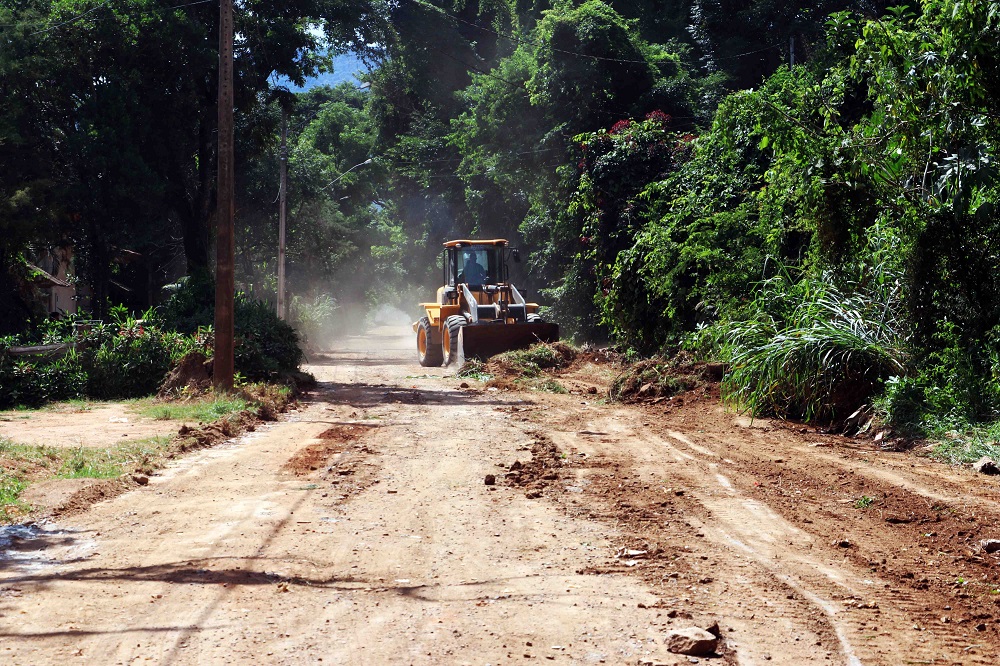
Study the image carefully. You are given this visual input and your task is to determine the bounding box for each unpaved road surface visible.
[3,327,1000,665]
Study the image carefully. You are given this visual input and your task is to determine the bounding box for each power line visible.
[711,42,784,62]
[424,41,523,87]
[30,0,112,35]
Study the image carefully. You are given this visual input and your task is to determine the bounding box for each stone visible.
[973,456,1000,475]
[132,474,149,486]
[665,627,718,656]
[981,539,1000,554]
[703,620,721,638]
[484,474,496,486]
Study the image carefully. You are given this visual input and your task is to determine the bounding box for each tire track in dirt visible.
[523,375,1000,666]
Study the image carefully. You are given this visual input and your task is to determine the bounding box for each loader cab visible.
[443,240,507,289]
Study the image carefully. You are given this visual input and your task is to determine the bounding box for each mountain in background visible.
[279,52,368,91]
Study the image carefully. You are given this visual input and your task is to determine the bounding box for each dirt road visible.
[3,327,1000,665]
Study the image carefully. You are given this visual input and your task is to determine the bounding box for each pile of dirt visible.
[158,351,213,397]
[503,433,563,498]
[489,342,577,376]
[457,342,580,392]
[610,354,724,403]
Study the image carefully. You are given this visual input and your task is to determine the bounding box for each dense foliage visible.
[6,0,1000,443]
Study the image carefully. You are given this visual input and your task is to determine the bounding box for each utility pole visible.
[277,110,288,320]
[214,0,235,391]
[789,36,795,67]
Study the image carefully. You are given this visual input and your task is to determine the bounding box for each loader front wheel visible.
[442,315,465,366]
[417,317,443,367]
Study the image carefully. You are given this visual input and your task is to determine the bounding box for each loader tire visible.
[417,317,443,367]
[442,315,465,366]
[526,313,542,323]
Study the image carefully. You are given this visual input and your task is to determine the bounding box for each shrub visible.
[718,248,906,423]
[0,352,88,407]
[234,295,303,378]
[875,322,1000,435]
[290,293,339,351]
[0,309,202,408]
[160,274,303,379]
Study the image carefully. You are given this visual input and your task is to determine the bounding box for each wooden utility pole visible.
[277,110,288,320]
[214,0,235,391]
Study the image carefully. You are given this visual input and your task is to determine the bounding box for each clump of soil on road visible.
[503,433,563,497]
[283,424,375,476]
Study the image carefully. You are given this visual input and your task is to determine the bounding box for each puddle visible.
[0,522,97,575]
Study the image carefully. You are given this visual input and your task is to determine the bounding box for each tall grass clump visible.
[718,234,907,422]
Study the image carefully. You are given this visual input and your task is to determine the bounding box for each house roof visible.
[27,264,71,288]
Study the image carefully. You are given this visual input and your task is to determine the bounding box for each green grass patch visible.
[130,395,249,422]
[57,436,173,479]
[0,434,174,521]
[926,429,1000,465]
[0,470,30,521]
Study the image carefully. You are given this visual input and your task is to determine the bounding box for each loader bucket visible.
[459,322,560,360]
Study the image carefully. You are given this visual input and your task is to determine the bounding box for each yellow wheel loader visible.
[414,239,559,366]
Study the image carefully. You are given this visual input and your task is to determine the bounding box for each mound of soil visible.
[610,355,725,403]
[158,351,213,397]
[503,433,563,498]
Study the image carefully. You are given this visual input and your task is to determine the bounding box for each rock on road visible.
[2,326,999,665]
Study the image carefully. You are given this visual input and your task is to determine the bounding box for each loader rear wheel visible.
[417,317,443,367]
[442,315,465,366]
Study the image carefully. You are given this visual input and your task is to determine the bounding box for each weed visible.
[131,395,248,422]
[0,469,29,521]
[719,254,906,423]
[457,359,492,381]
[533,378,568,394]
[927,435,1000,465]
[854,495,875,509]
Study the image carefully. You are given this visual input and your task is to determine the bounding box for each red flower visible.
[609,119,633,135]
[645,110,671,124]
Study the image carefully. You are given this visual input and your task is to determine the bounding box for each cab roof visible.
[442,239,508,248]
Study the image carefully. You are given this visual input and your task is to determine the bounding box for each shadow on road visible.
[304,381,534,409]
